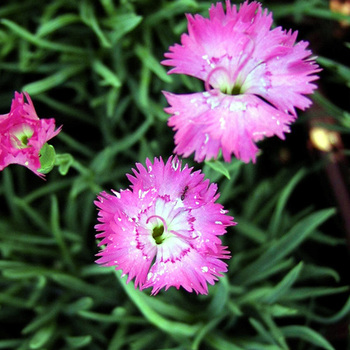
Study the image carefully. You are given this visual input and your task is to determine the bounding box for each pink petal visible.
[164,91,295,163]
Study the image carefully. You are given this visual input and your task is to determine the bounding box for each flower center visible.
[10,124,34,149]
[147,215,168,245]
[152,225,165,245]
[205,66,243,96]
[205,35,256,96]
[20,134,30,146]
[221,84,243,96]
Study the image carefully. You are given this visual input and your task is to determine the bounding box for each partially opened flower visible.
[162,0,320,163]
[95,156,235,295]
[0,92,61,177]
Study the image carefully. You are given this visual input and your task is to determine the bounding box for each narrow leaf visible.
[79,0,111,47]
[135,44,172,83]
[65,335,92,348]
[268,168,307,236]
[263,262,304,304]
[93,60,121,88]
[1,19,85,53]
[22,65,84,95]
[281,325,335,350]
[29,322,56,349]
[234,208,336,285]
[36,14,81,37]
[204,159,231,180]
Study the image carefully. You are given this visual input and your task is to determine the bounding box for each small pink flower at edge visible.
[0,92,61,177]
[162,0,320,163]
[95,156,236,295]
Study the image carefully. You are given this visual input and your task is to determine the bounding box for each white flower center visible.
[10,124,34,149]
[146,215,169,245]
[145,197,193,246]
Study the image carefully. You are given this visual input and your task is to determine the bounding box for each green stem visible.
[71,159,91,177]
[50,195,76,272]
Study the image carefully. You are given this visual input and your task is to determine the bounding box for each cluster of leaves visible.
[0,0,349,349]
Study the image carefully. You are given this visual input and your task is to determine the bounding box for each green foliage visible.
[38,144,56,174]
[0,0,349,349]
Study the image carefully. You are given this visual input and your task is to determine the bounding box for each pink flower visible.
[95,156,235,295]
[0,92,61,177]
[162,0,320,163]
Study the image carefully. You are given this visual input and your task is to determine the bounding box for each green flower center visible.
[221,84,242,96]
[152,225,165,245]
[11,125,34,149]
[20,134,30,146]
[206,66,244,96]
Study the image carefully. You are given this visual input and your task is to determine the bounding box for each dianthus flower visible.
[162,0,320,163]
[0,92,61,177]
[95,157,235,295]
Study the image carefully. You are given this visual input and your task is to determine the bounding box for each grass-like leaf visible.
[233,208,336,285]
